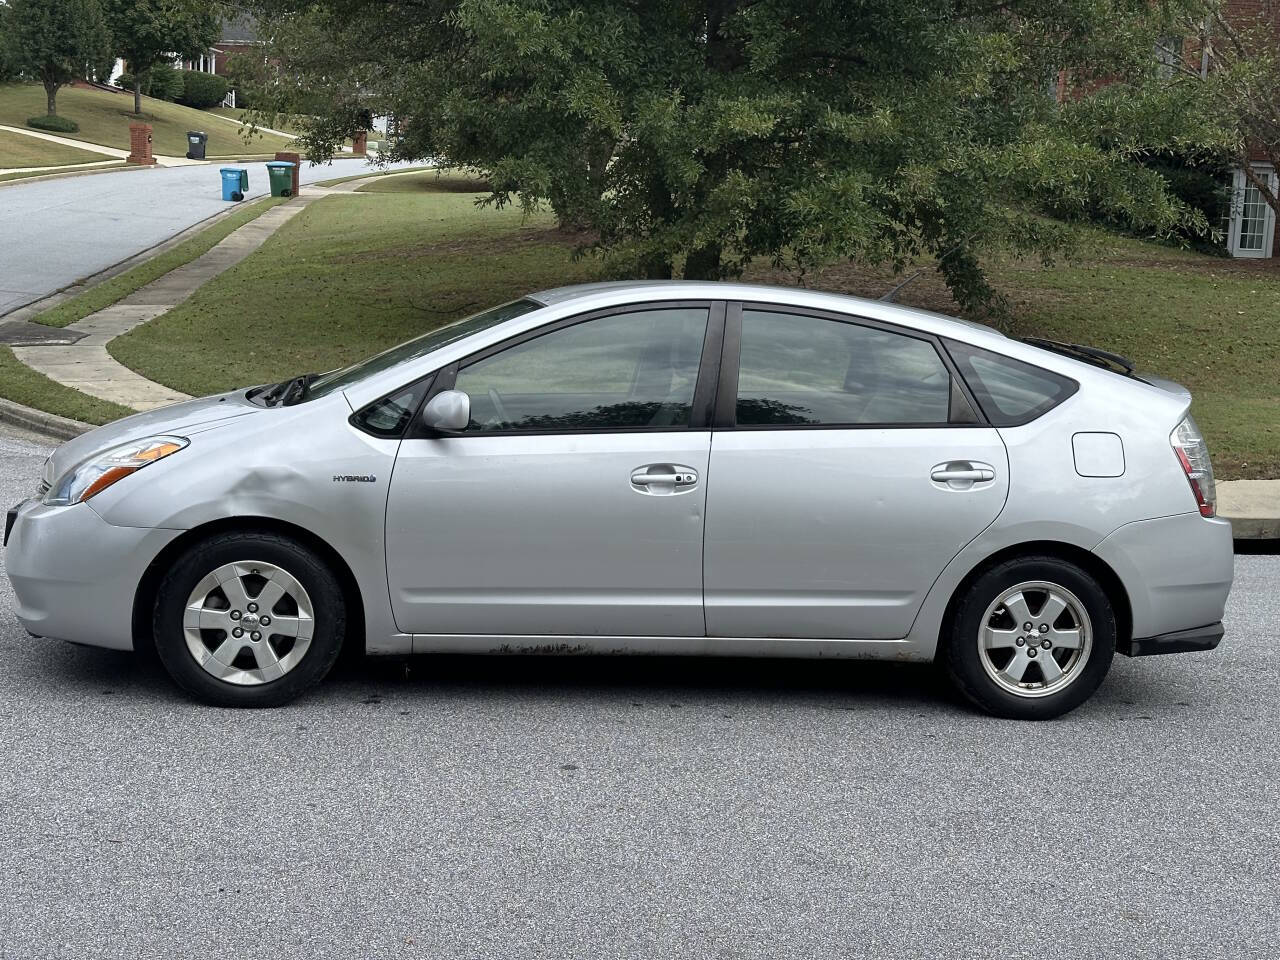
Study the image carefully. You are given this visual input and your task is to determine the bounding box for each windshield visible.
[305,298,544,399]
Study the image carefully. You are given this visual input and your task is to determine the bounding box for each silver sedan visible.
[4,282,1234,717]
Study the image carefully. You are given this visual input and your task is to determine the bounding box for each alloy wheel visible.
[182,560,315,686]
[977,580,1093,698]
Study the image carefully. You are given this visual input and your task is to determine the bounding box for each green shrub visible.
[115,71,141,94]
[27,115,80,133]
[148,63,185,102]
[179,70,230,109]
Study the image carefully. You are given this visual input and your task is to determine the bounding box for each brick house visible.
[1188,0,1279,258]
[1057,1,1280,257]
[180,15,265,108]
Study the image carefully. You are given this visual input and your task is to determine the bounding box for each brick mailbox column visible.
[352,131,367,157]
[274,151,301,196]
[127,123,156,165]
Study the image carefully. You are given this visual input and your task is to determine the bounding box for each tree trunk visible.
[134,74,143,115]
[682,242,723,280]
[637,253,673,279]
[44,80,59,117]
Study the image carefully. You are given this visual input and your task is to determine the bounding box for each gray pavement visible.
[0,158,409,316]
[0,419,1277,959]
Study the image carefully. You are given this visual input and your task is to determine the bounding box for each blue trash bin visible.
[220,167,247,202]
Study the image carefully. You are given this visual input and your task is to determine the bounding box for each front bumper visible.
[4,498,181,651]
[1117,621,1224,657]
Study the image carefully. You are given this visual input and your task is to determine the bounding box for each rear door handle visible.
[931,461,996,488]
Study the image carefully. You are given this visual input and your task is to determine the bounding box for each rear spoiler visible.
[1022,337,1135,375]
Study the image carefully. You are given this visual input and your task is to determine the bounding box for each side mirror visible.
[421,389,470,434]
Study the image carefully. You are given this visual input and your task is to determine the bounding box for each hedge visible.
[27,115,80,133]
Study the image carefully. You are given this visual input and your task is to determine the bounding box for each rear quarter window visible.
[944,339,1078,427]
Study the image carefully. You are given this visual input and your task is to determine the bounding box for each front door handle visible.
[931,461,996,489]
[630,464,698,495]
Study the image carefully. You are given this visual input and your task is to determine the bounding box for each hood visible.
[46,391,261,482]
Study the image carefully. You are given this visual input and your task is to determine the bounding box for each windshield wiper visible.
[1022,337,1136,375]
[258,372,319,407]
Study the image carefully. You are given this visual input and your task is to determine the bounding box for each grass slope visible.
[0,84,296,158]
[0,347,133,426]
[34,196,290,328]
[110,173,597,394]
[0,129,108,168]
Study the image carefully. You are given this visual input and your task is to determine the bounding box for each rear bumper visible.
[1117,621,1223,657]
[1092,511,1234,642]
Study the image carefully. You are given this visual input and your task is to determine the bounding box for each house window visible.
[1228,168,1277,259]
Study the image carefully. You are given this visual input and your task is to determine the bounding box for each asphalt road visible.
[0,158,413,316]
[0,419,1276,959]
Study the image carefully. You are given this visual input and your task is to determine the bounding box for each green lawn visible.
[0,84,297,158]
[99,176,1280,479]
[0,128,109,168]
[34,196,290,328]
[355,169,489,193]
[313,165,437,188]
[0,348,133,426]
[108,173,598,394]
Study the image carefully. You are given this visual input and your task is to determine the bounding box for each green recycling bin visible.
[266,161,296,197]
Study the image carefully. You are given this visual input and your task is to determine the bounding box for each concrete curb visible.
[0,397,91,441]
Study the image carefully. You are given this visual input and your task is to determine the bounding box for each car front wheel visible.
[942,556,1116,720]
[152,531,346,707]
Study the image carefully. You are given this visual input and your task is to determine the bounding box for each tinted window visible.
[944,339,1077,426]
[454,308,708,431]
[735,310,951,426]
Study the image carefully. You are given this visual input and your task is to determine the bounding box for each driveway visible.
[0,158,414,316]
[0,419,1276,959]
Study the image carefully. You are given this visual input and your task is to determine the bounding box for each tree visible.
[2,0,111,117]
[241,0,1230,312]
[102,0,220,115]
[1157,2,1280,225]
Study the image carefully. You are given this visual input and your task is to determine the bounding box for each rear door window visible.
[944,339,1078,426]
[734,310,952,426]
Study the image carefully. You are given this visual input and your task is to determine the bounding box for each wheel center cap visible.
[241,612,261,627]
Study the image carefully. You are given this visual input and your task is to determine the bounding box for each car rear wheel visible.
[152,531,346,707]
[942,556,1116,719]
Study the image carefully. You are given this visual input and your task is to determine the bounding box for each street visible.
[0,158,412,316]
[0,418,1277,959]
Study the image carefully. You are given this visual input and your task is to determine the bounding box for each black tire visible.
[153,531,346,707]
[941,556,1116,720]
[231,190,243,201]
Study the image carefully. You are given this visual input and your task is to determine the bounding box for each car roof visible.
[528,280,1002,338]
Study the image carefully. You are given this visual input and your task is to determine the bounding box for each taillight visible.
[1171,415,1216,518]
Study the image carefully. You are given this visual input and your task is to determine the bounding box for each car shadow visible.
[322,649,960,713]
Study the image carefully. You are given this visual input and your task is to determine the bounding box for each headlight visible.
[44,435,189,506]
